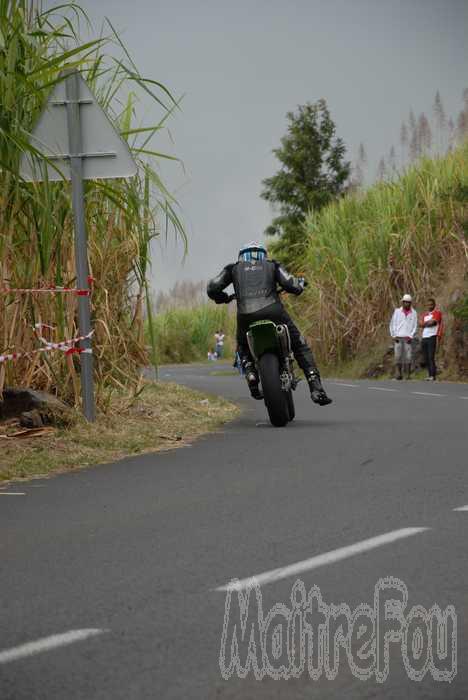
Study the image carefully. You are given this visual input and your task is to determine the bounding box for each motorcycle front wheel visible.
[258,352,289,427]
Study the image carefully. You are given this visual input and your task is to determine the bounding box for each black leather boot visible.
[244,361,263,400]
[306,371,332,406]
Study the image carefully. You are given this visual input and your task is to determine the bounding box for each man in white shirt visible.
[389,294,418,380]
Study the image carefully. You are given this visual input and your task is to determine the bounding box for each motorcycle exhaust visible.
[276,324,291,357]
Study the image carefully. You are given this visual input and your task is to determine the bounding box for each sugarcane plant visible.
[0,0,186,408]
[295,143,468,364]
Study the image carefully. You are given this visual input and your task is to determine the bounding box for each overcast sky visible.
[75,0,468,291]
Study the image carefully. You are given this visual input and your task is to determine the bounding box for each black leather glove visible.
[212,291,230,304]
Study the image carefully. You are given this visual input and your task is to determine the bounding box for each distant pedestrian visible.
[420,297,443,381]
[389,294,418,380]
[214,329,225,359]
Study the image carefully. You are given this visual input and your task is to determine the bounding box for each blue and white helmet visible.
[238,241,267,262]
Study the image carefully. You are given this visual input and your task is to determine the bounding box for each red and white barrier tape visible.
[0,276,94,297]
[34,324,94,354]
[0,328,94,365]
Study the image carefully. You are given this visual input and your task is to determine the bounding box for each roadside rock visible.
[363,346,394,378]
[0,388,72,425]
[19,409,44,429]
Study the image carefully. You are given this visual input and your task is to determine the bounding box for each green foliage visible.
[287,143,468,365]
[261,100,350,267]
[149,305,236,364]
[452,295,468,322]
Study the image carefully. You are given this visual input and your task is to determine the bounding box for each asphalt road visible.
[1,364,467,699]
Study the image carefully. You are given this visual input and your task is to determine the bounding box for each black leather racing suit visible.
[207,259,319,377]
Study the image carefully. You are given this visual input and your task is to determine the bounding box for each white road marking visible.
[0,492,25,496]
[460,396,468,400]
[453,505,468,511]
[0,629,108,665]
[411,391,446,398]
[368,387,397,392]
[330,382,358,388]
[216,527,429,592]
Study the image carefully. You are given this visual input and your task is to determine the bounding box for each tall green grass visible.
[0,1,185,406]
[150,305,236,364]
[289,143,468,364]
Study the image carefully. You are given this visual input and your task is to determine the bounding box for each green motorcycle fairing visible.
[246,320,281,360]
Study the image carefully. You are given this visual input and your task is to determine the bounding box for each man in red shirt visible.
[420,297,443,381]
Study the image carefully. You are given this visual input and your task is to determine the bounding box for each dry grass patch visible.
[0,381,239,483]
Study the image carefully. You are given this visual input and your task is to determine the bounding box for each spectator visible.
[214,329,225,359]
[420,297,443,381]
[389,294,418,380]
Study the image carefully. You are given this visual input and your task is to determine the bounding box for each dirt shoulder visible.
[0,381,239,483]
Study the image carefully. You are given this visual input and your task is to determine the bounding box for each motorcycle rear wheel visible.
[258,353,289,427]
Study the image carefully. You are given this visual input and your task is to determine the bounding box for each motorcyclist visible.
[207,242,332,406]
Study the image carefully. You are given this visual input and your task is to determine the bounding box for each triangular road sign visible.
[20,72,137,181]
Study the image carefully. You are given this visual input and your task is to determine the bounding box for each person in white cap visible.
[389,294,418,380]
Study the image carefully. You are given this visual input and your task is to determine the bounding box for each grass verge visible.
[0,381,239,483]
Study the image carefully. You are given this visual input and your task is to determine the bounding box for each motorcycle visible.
[247,319,298,427]
[227,294,300,427]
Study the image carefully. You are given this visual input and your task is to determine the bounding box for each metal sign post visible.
[65,70,95,421]
[20,69,138,422]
